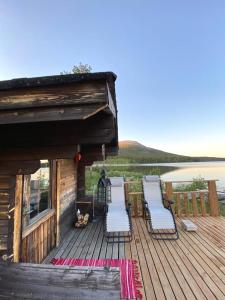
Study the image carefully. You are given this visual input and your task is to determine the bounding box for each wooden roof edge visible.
[0,72,117,91]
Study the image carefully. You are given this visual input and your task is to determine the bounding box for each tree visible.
[60,62,92,75]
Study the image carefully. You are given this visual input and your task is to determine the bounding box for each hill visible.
[106,140,225,163]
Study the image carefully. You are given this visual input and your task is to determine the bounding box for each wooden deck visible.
[44,216,225,300]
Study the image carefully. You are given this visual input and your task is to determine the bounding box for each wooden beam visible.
[0,263,120,300]
[0,81,107,110]
[0,161,40,175]
[0,104,107,124]
[56,161,61,246]
[13,175,23,262]
[0,114,116,148]
[0,145,78,161]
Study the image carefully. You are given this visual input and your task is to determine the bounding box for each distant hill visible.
[106,140,225,163]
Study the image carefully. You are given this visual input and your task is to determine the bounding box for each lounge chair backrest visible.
[142,175,164,208]
[109,177,125,208]
[110,177,124,187]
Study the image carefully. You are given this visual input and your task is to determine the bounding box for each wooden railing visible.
[21,209,56,263]
[125,180,220,218]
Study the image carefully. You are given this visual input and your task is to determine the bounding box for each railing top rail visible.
[125,179,219,184]
[173,190,209,194]
[163,180,219,183]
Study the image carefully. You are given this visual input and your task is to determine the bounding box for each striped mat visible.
[51,258,142,299]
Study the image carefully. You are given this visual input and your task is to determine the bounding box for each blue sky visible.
[1,0,225,157]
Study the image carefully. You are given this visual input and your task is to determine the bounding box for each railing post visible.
[208,180,219,217]
[124,182,129,207]
[165,181,174,213]
[165,182,173,200]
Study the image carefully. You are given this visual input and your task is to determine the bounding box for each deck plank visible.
[43,217,225,300]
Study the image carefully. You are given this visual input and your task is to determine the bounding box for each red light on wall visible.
[74,152,82,162]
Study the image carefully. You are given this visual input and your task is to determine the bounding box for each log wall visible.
[0,175,15,259]
[58,159,77,241]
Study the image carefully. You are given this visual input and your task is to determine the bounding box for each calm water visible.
[159,161,225,191]
[103,161,225,191]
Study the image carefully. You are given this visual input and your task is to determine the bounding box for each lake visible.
[101,161,225,191]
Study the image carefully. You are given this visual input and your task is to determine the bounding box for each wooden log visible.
[56,161,61,246]
[165,182,173,199]
[0,81,107,110]
[208,180,220,216]
[22,175,31,228]
[13,175,23,262]
[0,263,120,300]
[0,104,108,124]
[165,182,174,213]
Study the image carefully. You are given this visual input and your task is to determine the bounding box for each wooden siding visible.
[0,175,15,258]
[21,209,55,263]
[45,216,225,300]
[58,159,77,241]
[0,81,107,109]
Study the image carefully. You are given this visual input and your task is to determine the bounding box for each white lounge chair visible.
[105,177,132,243]
[142,175,178,240]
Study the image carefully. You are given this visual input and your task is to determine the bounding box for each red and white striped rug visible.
[51,258,142,299]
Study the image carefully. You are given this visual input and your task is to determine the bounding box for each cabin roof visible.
[0,71,118,160]
[0,72,117,91]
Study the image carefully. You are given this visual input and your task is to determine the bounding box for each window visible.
[23,160,51,227]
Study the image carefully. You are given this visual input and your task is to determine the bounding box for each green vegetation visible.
[60,62,92,75]
[86,167,225,216]
[85,165,175,194]
[173,176,208,192]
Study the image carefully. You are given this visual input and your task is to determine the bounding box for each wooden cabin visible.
[0,72,118,263]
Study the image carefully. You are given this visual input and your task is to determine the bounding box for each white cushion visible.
[106,177,130,233]
[109,177,124,187]
[143,175,175,230]
[144,175,160,182]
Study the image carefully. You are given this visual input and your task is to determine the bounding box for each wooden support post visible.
[208,180,219,217]
[134,195,138,218]
[13,175,23,262]
[165,182,173,200]
[56,161,61,246]
[165,182,174,213]
[22,175,31,228]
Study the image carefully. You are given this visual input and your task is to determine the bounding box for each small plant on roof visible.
[60,62,92,75]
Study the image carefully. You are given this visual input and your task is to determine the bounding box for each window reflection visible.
[30,160,50,219]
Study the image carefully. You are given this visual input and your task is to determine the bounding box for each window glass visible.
[30,160,50,219]
[23,160,51,227]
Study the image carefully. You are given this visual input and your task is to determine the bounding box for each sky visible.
[1,0,225,157]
